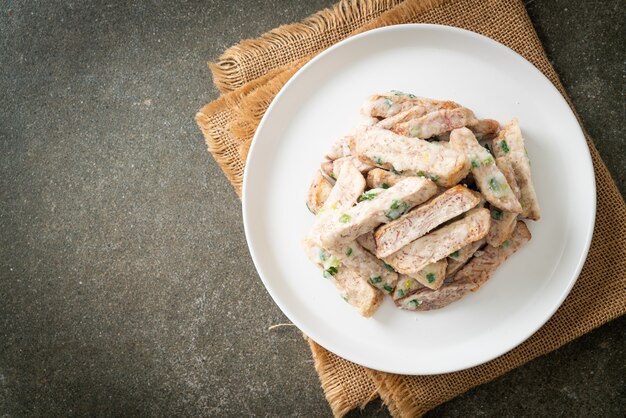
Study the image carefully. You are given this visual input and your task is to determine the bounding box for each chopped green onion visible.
[426,272,436,283]
[488,178,501,193]
[384,98,394,107]
[385,200,409,220]
[345,247,353,256]
[449,250,460,259]
[383,262,395,272]
[500,139,510,154]
[319,249,329,262]
[330,258,340,268]
[416,171,439,182]
[409,299,422,308]
[384,210,401,221]
[342,295,349,302]
[370,276,382,284]
[471,159,480,169]
[491,208,503,220]
[383,284,393,293]
[359,190,379,201]
[329,172,336,180]
[323,266,338,278]
[391,168,404,175]
[502,239,512,248]
[373,156,384,165]
[381,182,390,189]
[482,156,494,166]
[338,213,351,223]
[396,289,405,298]
[409,127,420,137]
[390,90,416,98]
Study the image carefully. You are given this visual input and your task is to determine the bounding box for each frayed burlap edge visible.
[231,65,302,164]
[195,64,293,195]
[306,337,380,417]
[209,0,404,92]
[353,0,448,34]
[208,0,457,93]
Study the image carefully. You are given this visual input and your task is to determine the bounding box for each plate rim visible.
[242,23,597,375]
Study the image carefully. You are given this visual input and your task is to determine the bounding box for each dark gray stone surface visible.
[0,1,623,416]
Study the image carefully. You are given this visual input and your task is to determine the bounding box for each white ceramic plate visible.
[242,25,595,375]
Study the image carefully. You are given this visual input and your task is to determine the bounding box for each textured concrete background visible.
[0,0,624,416]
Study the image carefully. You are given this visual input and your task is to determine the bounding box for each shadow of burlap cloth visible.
[195,0,626,416]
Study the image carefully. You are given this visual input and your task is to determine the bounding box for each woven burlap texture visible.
[195,0,626,417]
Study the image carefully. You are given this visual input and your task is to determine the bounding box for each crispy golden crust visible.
[365,168,404,189]
[306,171,333,214]
[471,118,500,139]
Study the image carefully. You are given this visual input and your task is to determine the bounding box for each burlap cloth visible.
[195,0,626,416]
